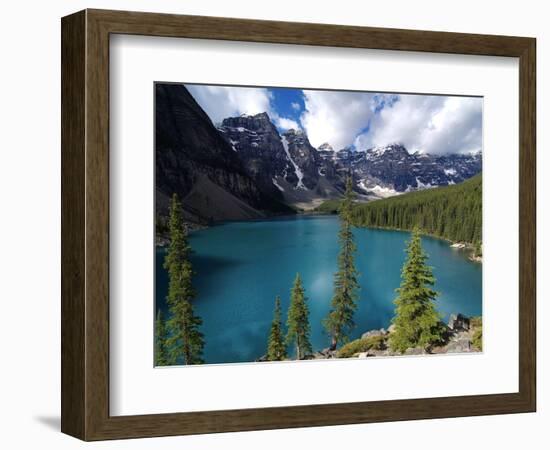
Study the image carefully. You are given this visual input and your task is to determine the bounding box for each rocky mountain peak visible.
[283,128,310,148]
[365,143,409,159]
[283,128,306,136]
[221,112,277,134]
[217,113,345,203]
[318,142,334,152]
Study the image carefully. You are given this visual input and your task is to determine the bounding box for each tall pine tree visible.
[266,296,287,361]
[154,309,169,366]
[324,176,360,350]
[164,194,205,365]
[389,228,444,353]
[286,274,312,360]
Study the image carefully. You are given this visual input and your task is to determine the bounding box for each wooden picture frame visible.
[61,8,536,441]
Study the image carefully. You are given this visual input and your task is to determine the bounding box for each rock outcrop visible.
[320,313,482,359]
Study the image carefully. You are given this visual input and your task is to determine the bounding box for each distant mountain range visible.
[156,84,482,223]
[319,143,482,198]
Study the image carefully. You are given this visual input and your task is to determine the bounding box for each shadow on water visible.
[206,322,270,364]
[156,252,244,308]
[193,254,246,300]
[191,254,242,274]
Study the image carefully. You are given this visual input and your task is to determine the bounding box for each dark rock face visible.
[155,84,291,222]
[218,116,345,204]
[218,113,290,197]
[281,131,344,195]
[357,144,415,191]
[448,313,471,331]
[281,129,321,190]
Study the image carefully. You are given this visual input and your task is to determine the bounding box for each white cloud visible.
[187,84,298,132]
[186,84,273,124]
[291,102,301,111]
[300,90,384,149]
[186,84,482,155]
[274,116,300,131]
[355,95,482,154]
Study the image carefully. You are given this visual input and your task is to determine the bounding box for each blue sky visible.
[269,87,304,126]
[186,83,483,155]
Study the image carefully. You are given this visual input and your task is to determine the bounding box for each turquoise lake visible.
[155,215,482,364]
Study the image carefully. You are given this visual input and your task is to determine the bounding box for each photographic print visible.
[154,82,482,366]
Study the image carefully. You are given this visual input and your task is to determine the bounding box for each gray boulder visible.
[361,329,387,339]
[448,313,470,331]
[446,337,472,353]
[404,347,425,356]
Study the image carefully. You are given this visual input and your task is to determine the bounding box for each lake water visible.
[156,215,482,364]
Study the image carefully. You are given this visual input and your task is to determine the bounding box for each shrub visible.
[471,316,482,351]
[337,335,386,358]
[470,316,482,328]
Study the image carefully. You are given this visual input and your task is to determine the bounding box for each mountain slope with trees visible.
[349,174,482,245]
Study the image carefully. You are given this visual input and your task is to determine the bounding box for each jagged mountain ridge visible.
[219,113,481,201]
[319,143,481,197]
[155,84,482,224]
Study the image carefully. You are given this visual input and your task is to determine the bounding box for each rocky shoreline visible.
[450,242,482,263]
[258,313,482,362]
[315,313,481,359]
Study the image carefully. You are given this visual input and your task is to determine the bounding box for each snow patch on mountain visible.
[229,139,238,152]
[358,179,399,198]
[272,177,285,192]
[444,168,457,176]
[415,177,433,189]
[281,135,306,190]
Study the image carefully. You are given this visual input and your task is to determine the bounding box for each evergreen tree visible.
[389,228,445,353]
[324,176,360,350]
[286,274,312,360]
[154,309,169,366]
[266,296,287,361]
[164,194,204,365]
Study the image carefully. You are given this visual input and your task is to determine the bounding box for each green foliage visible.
[154,309,169,366]
[473,240,483,257]
[472,329,482,351]
[471,316,483,351]
[267,296,287,361]
[286,273,312,360]
[389,229,445,353]
[164,194,204,365]
[337,335,386,358]
[324,177,360,349]
[351,174,482,244]
[470,316,482,328]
